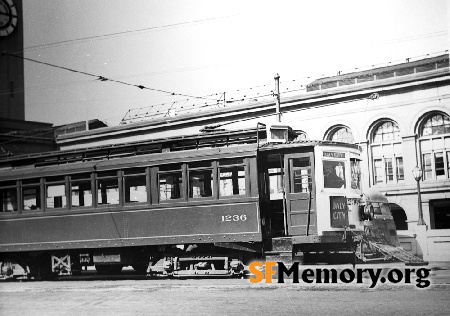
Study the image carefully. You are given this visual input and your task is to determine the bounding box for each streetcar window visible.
[124,168,147,203]
[188,161,213,199]
[22,185,41,211]
[189,169,213,198]
[323,160,346,189]
[269,168,283,196]
[293,169,311,193]
[71,182,93,207]
[45,176,66,209]
[0,187,17,212]
[46,184,66,209]
[70,173,93,208]
[351,158,361,190]
[96,171,119,205]
[290,157,312,193]
[159,172,183,200]
[219,165,245,196]
[159,164,184,201]
[267,155,284,198]
[293,157,310,168]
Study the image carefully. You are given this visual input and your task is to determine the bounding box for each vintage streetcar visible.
[0,125,425,279]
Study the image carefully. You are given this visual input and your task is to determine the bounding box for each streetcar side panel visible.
[0,201,261,252]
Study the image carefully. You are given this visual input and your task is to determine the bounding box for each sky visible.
[21,0,449,126]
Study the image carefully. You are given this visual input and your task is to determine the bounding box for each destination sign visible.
[323,151,345,158]
[330,196,349,228]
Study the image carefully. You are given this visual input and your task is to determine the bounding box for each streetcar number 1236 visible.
[221,215,247,222]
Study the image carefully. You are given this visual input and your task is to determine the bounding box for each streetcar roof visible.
[0,143,259,180]
[0,126,360,179]
[259,139,360,151]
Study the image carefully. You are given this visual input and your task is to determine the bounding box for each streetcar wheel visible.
[28,254,56,280]
[132,264,148,274]
[95,264,123,275]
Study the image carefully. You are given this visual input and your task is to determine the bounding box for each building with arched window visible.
[419,112,450,180]
[57,53,450,261]
[369,120,404,185]
[326,125,355,143]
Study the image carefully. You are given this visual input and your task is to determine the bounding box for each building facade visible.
[57,53,450,261]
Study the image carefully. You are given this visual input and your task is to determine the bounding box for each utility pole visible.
[274,73,281,122]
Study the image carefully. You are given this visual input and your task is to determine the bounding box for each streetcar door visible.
[284,153,316,236]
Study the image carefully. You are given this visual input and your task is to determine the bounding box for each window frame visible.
[322,158,346,190]
[158,164,186,203]
[218,159,248,198]
[45,176,69,210]
[350,158,362,190]
[419,113,450,181]
[329,126,354,143]
[187,161,215,200]
[70,173,94,209]
[122,167,149,205]
[421,150,450,181]
[21,178,43,211]
[0,181,19,213]
[370,121,404,185]
[95,170,121,207]
[421,113,450,137]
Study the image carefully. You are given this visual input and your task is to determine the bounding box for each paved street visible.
[1,262,449,316]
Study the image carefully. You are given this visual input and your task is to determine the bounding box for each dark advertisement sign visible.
[330,196,348,228]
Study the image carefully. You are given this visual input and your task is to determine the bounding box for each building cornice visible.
[57,67,450,147]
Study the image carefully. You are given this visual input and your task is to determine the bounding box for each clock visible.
[0,0,18,37]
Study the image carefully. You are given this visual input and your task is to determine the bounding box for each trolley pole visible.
[274,73,281,122]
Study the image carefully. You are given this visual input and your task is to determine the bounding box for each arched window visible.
[422,113,450,136]
[370,121,404,184]
[329,127,354,143]
[373,121,400,142]
[419,112,450,180]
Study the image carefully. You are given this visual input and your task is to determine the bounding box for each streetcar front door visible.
[284,153,316,236]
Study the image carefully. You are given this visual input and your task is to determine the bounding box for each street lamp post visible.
[412,166,426,226]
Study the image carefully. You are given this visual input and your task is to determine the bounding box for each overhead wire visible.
[2,52,214,100]
[2,48,448,144]
[8,14,241,54]
[0,129,56,146]
[1,11,447,142]
[2,28,447,124]
[122,49,449,123]
[4,26,445,101]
